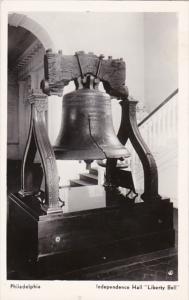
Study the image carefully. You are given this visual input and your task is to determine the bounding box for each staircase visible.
[70,168,98,187]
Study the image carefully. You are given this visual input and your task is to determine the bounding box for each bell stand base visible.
[8,191,175,280]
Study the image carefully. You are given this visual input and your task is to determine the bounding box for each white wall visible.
[144,13,178,112]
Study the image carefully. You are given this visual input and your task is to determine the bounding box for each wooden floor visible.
[62,248,177,281]
[7,160,178,281]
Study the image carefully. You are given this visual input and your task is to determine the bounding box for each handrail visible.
[138,88,178,127]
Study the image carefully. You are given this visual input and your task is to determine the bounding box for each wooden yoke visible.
[41,49,129,99]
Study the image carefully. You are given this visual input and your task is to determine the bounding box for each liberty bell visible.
[54,75,130,161]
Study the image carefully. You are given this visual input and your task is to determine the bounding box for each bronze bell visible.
[54,87,130,160]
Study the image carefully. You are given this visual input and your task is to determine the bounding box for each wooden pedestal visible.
[8,192,175,279]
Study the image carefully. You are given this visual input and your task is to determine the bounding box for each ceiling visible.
[8,25,37,70]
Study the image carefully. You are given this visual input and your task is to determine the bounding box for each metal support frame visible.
[117,99,161,201]
[19,89,62,214]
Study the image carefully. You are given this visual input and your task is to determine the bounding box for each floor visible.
[63,248,177,281]
[7,160,178,281]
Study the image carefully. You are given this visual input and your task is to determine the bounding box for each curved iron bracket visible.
[19,90,62,214]
[117,99,161,202]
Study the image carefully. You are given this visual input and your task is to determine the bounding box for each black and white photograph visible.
[0,1,189,300]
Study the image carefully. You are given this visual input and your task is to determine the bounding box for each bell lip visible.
[53,147,130,160]
[54,147,106,160]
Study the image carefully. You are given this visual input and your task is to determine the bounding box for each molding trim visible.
[12,42,45,81]
[8,13,27,27]
[8,13,54,50]
[12,40,44,75]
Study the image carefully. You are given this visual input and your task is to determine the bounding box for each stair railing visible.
[130,89,178,191]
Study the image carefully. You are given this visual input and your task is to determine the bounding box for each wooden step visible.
[89,168,98,176]
[70,179,96,187]
[80,173,98,184]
